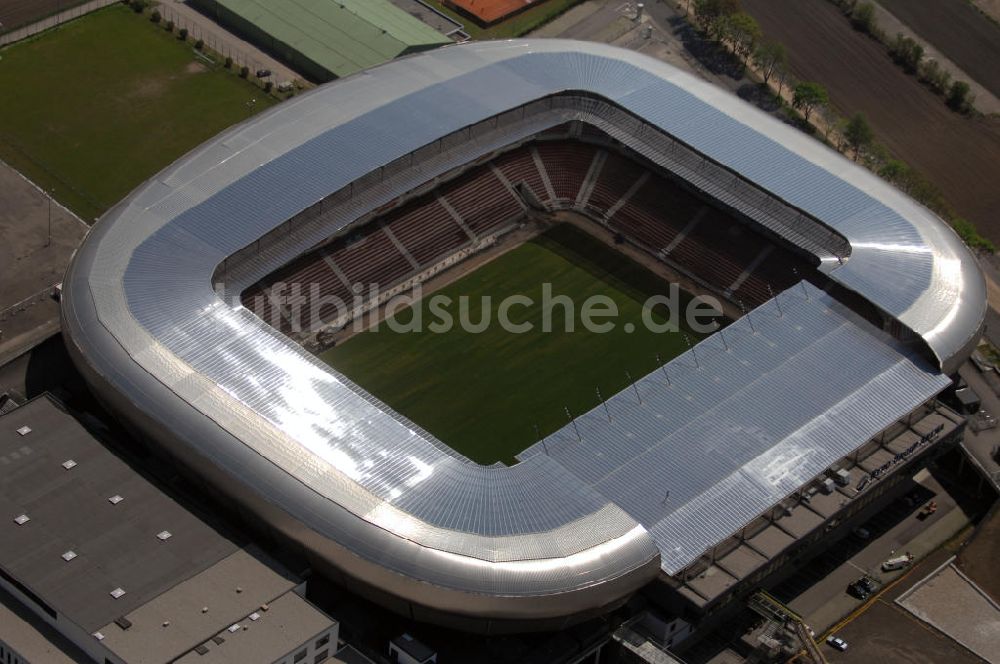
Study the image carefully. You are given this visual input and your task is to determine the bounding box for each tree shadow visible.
[667,16,745,82]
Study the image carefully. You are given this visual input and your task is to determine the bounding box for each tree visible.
[792,82,828,123]
[752,40,787,85]
[850,2,876,34]
[947,80,973,113]
[694,0,741,21]
[844,113,873,160]
[919,59,951,95]
[725,12,761,64]
[879,159,908,183]
[695,0,741,40]
[178,27,189,40]
[889,33,923,74]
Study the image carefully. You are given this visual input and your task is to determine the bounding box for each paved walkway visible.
[156,0,304,85]
[0,0,117,46]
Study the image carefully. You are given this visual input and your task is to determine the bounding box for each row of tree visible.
[692,1,837,134]
[839,0,976,113]
[687,0,992,252]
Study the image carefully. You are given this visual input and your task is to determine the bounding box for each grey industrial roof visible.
[61,40,983,621]
[96,548,314,664]
[0,395,237,633]
[171,591,333,664]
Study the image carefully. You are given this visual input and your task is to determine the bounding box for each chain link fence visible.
[155,4,292,85]
[0,285,58,332]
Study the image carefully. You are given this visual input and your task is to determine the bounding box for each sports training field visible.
[322,225,721,465]
[0,5,275,221]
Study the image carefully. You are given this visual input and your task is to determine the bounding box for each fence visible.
[156,4,292,84]
[0,0,118,47]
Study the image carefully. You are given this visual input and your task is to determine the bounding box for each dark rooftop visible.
[391,633,436,662]
[0,395,238,633]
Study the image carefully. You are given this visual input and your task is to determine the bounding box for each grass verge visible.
[0,4,276,221]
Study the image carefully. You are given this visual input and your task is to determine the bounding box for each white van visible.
[882,553,913,571]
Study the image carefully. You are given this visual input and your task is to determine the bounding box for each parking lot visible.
[770,469,971,633]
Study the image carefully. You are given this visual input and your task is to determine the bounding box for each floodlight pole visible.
[656,353,671,386]
[768,284,783,317]
[792,267,809,299]
[740,300,756,334]
[565,406,581,441]
[626,370,641,404]
[684,334,699,368]
[597,387,611,423]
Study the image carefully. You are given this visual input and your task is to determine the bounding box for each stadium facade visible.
[61,40,986,633]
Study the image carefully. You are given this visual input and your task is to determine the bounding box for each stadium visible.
[60,40,985,635]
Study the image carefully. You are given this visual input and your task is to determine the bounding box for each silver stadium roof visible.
[61,40,984,627]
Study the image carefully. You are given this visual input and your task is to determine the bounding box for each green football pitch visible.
[321,224,722,465]
[0,5,275,222]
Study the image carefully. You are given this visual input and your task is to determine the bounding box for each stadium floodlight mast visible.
[656,352,671,386]
[792,267,810,299]
[596,387,611,423]
[767,283,783,317]
[564,406,581,442]
[683,333,700,368]
[626,370,641,404]
[738,300,756,334]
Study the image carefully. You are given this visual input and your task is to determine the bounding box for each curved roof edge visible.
[61,39,984,625]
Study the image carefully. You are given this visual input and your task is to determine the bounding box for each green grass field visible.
[423,0,585,40]
[0,5,275,221]
[322,225,721,465]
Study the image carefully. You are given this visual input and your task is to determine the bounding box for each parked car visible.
[826,635,848,651]
[847,578,872,600]
[256,69,272,78]
[882,553,913,571]
[852,527,871,540]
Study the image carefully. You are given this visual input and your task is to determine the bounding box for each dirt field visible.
[879,0,1000,98]
[827,599,982,664]
[0,160,86,363]
[742,0,1000,245]
[956,502,1000,603]
[0,0,89,32]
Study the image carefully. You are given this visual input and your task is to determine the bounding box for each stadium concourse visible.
[60,40,985,635]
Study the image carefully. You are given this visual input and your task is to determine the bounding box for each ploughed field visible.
[879,0,1000,98]
[743,0,1000,245]
[322,224,721,465]
[0,0,90,34]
